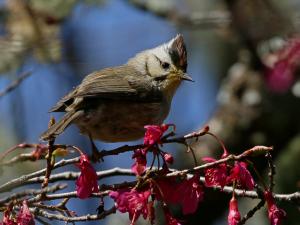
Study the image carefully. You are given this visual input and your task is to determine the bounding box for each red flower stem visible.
[149,151,156,170]
[159,151,168,167]
[67,145,84,156]
[157,151,161,169]
[232,181,236,198]
[247,160,268,189]
[187,144,198,167]
[206,132,229,156]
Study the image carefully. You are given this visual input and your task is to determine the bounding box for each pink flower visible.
[17,200,35,225]
[264,191,286,225]
[227,162,255,190]
[75,154,99,199]
[228,196,241,225]
[173,173,204,215]
[155,174,203,215]
[131,149,147,176]
[109,188,151,225]
[202,157,228,189]
[143,124,173,146]
[163,153,174,164]
[265,38,300,93]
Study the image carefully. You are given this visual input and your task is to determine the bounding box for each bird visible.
[41,34,192,144]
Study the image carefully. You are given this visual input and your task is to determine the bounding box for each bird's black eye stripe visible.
[161,62,170,70]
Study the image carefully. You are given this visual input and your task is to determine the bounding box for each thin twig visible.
[0,146,272,192]
[35,216,52,225]
[26,168,135,184]
[0,183,67,206]
[0,145,274,194]
[166,146,273,177]
[0,157,80,193]
[0,153,40,166]
[238,200,265,225]
[41,137,55,190]
[17,168,299,204]
[266,152,276,191]
[0,71,32,98]
[97,144,143,159]
[28,190,111,203]
[33,206,116,222]
[1,126,213,169]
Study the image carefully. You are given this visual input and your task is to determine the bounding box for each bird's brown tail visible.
[40,110,84,141]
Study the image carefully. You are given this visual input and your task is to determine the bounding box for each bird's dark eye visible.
[161,62,170,70]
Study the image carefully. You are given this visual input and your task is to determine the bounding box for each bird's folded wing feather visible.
[50,66,162,112]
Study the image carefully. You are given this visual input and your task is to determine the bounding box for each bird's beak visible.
[181,73,194,82]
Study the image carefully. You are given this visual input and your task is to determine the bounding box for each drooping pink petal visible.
[155,174,204,215]
[131,149,147,176]
[202,157,228,189]
[227,162,255,190]
[17,200,35,225]
[75,154,99,199]
[228,196,241,225]
[143,124,173,146]
[173,173,204,215]
[109,188,151,225]
[264,191,286,225]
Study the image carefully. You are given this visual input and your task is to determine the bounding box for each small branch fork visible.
[0,127,299,223]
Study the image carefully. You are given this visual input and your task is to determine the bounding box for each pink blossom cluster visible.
[109,172,203,225]
[201,157,255,190]
[110,124,202,224]
[107,124,286,225]
[1,124,286,225]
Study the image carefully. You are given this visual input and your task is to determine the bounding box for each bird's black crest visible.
[169,34,187,72]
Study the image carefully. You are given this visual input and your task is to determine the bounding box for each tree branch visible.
[33,206,116,222]
[0,71,32,98]
[238,200,265,225]
[0,183,67,206]
[8,168,297,204]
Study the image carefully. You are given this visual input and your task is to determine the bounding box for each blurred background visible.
[0,0,299,224]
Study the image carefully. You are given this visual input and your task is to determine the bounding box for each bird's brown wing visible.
[50,65,162,112]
